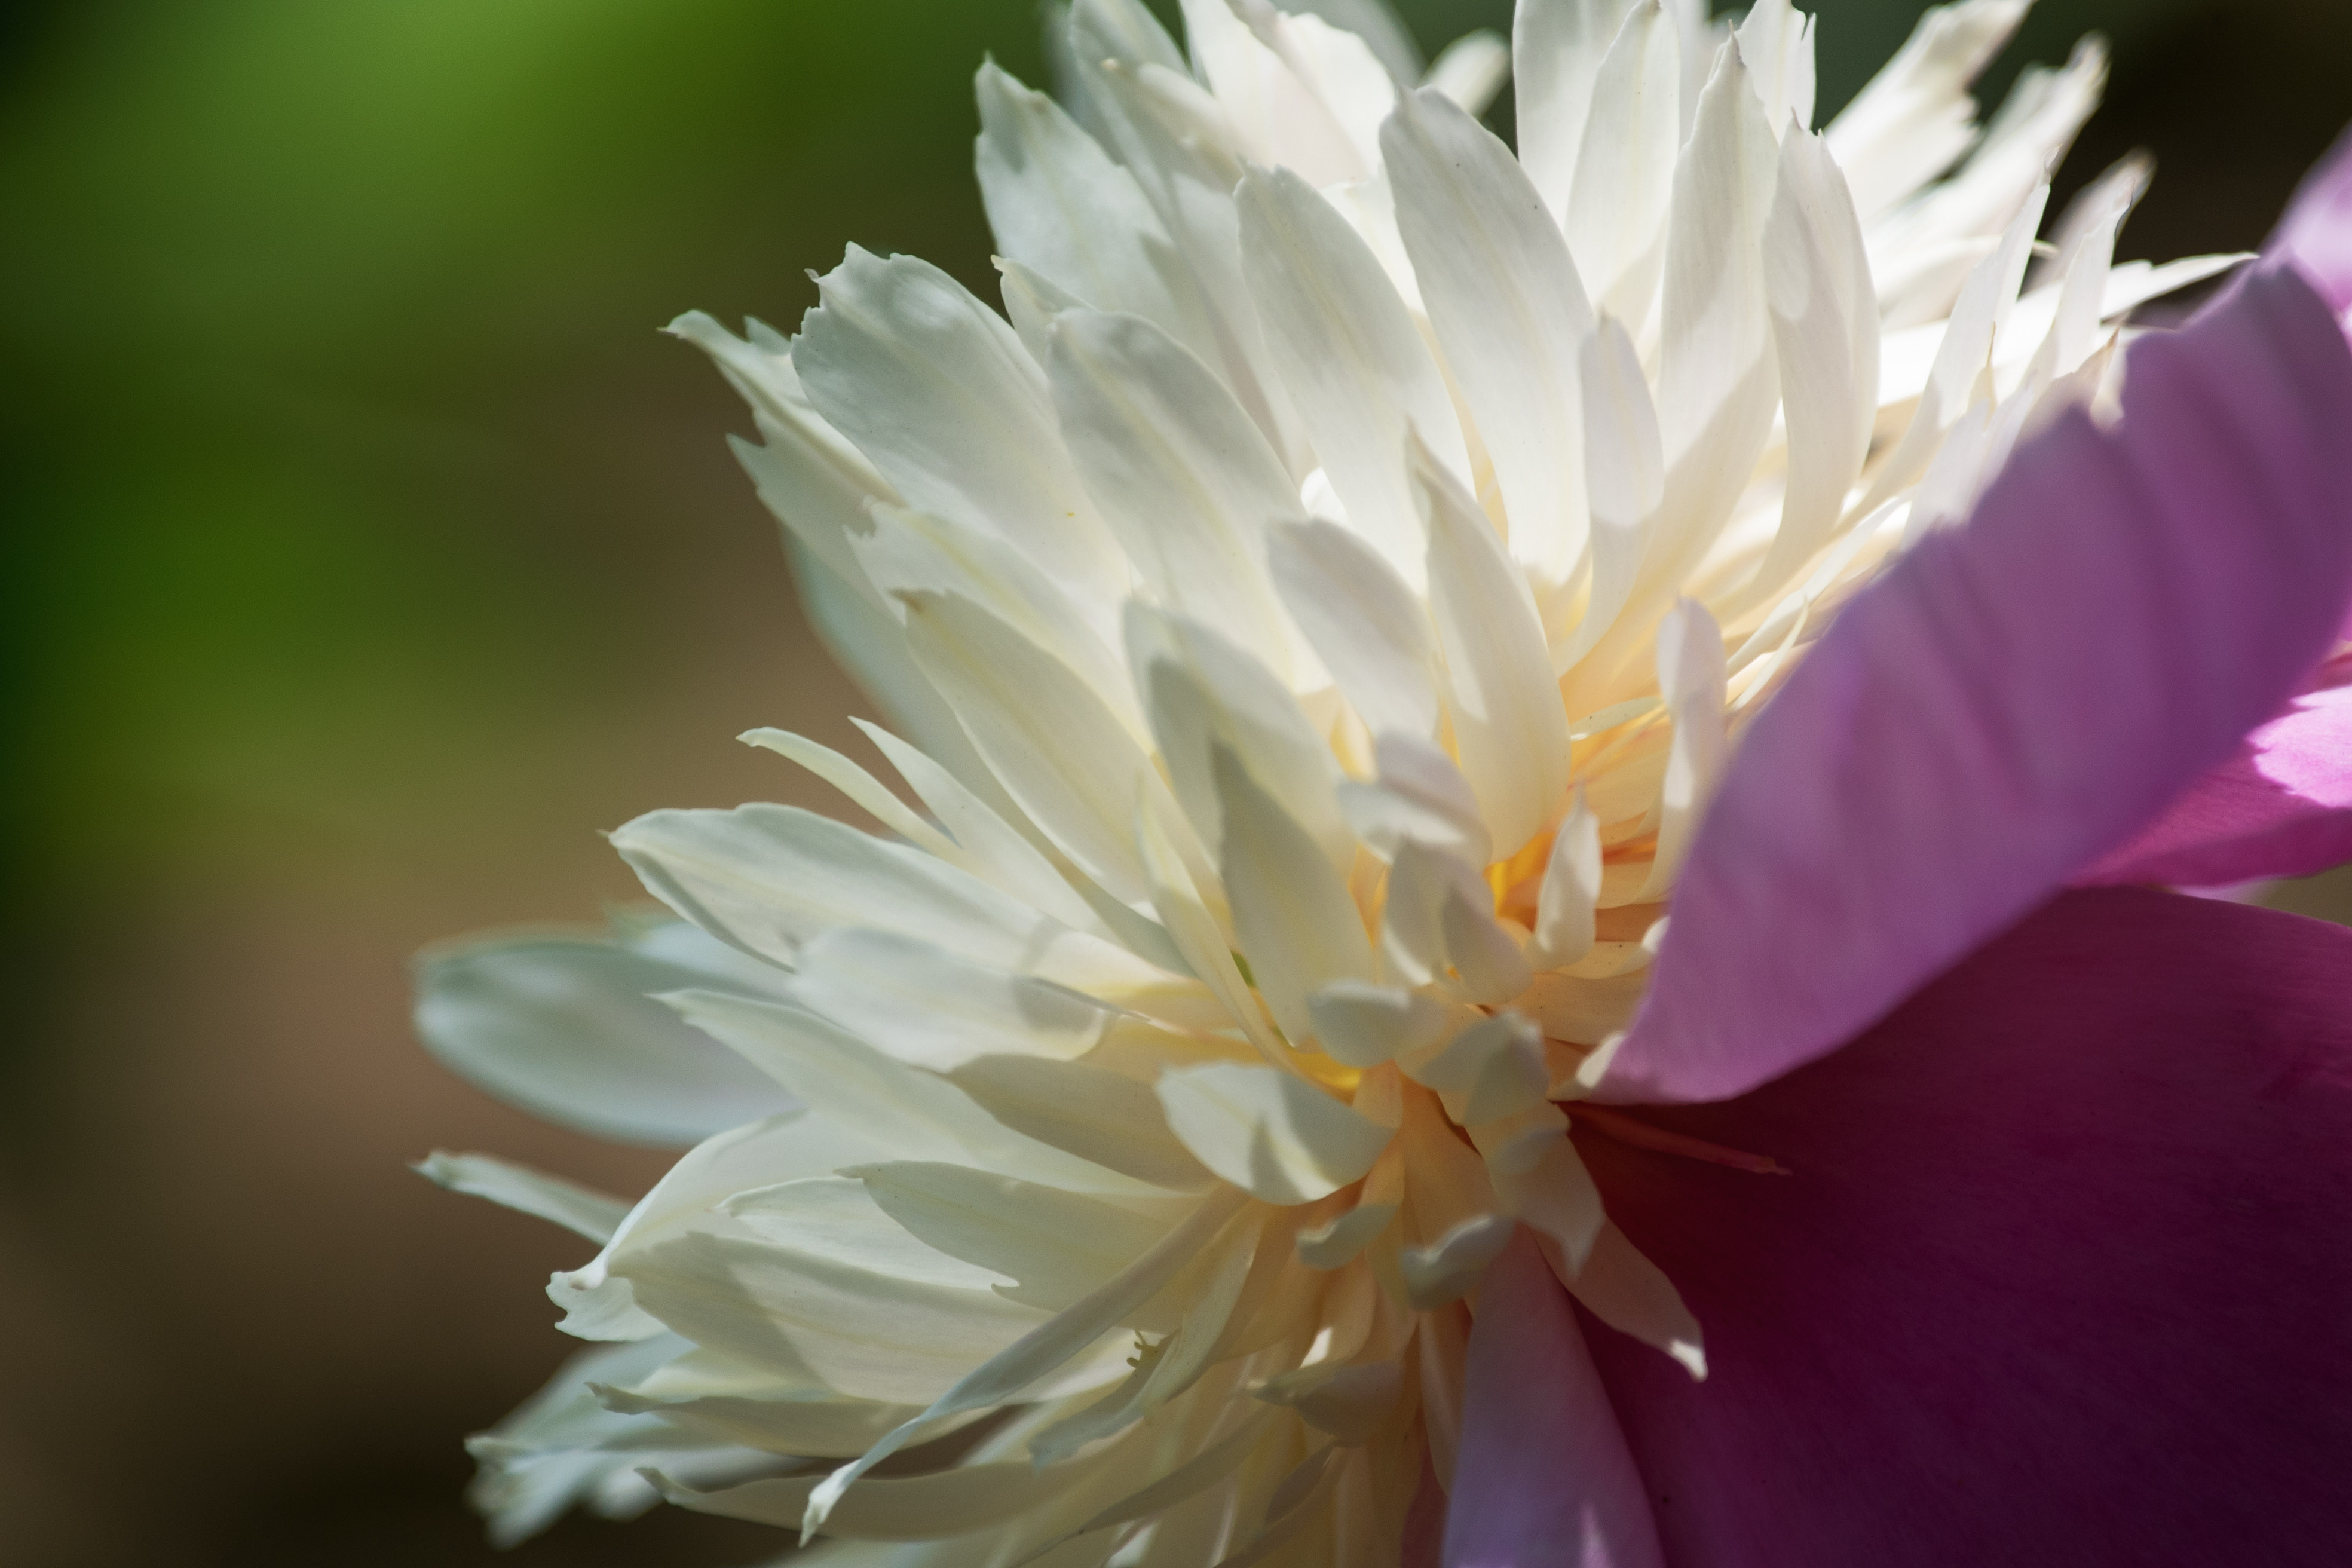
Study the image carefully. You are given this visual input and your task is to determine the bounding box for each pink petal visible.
[2081,651,2352,887]
[1400,1454,1446,1568]
[1445,1230,1663,1568]
[2270,122,2352,323]
[1603,268,2352,1104]
[1578,887,2352,1567]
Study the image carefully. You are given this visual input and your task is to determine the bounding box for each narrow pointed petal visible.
[1238,162,1465,581]
[1215,745,1375,1042]
[1565,2,1679,327]
[1267,517,1440,740]
[975,62,1214,364]
[901,590,1177,909]
[1420,447,1575,858]
[1444,1229,1664,1568]
[1826,0,2029,223]
[1601,35,1777,647]
[1515,0,1645,222]
[1607,270,2352,1104]
[1047,307,1310,683]
[415,926,797,1147]
[1751,124,1878,601]
[1158,1062,1391,1205]
[1580,889,2352,1566]
[1732,0,1815,136]
[1385,88,1594,585]
[794,248,1126,608]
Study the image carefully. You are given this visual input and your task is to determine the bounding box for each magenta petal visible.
[2081,651,2352,887]
[1445,1230,1664,1568]
[1578,887,2352,1567]
[2270,122,2352,320]
[1401,1454,1446,1568]
[1603,269,2352,1104]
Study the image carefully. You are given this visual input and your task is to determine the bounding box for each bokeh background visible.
[1,1,2346,1562]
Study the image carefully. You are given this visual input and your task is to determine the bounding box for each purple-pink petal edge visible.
[1601,267,2352,1106]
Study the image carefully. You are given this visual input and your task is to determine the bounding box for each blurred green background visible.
[0,1,2345,1561]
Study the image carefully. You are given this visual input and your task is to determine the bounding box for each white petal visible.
[1529,793,1603,970]
[1551,1220,1706,1379]
[1492,1136,1604,1270]
[1747,124,1879,602]
[1047,308,1313,683]
[1633,599,1728,902]
[1514,0,1644,222]
[1070,0,1186,78]
[1566,1,1680,329]
[416,1151,633,1245]
[1875,39,2106,326]
[465,1336,708,1546]
[848,501,1131,717]
[1860,185,2045,513]
[1517,968,1649,1046]
[782,537,1009,828]
[1826,0,2027,223]
[900,591,1190,908]
[975,61,1217,366]
[1288,0,1424,84]
[721,1175,1008,1291]
[1128,603,1352,871]
[1215,746,1376,1043]
[1554,316,1664,675]
[1266,517,1440,740]
[1178,0,1367,185]
[996,253,1083,366]
[1070,51,1312,474]
[1137,789,1289,1066]
[549,1112,883,1341]
[1399,1213,1515,1308]
[1380,841,1490,988]
[415,928,797,1149]
[612,799,1149,993]
[802,1186,1252,1535]
[1295,1197,1400,1270]
[1467,1100,1570,1179]
[1423,30,1511,116]
[1407,1012,1547,1126]
[951,1054,1218,1193]
[851,720,1111,941]
[1732,0,1816,136]
[1338,731,1492,867]
[1237,163,1464,584]
[598,1377,925,1462]
[666,990,1145,1195]
[843,1161,1180,1316]
[1420,445,1574,858]
[1652,41,1781,574]
[1441,886,1535,1005]
[1384,88,1594,585]
[795,247,1128,609]
[670,311,894,607]
[1261,11,1399,177]
[1306,981,1453,1069]
[786,927,1114,1073]
[617,1229,1056,1405]
[1157,1062,1393,1204]
[739,728,956,860]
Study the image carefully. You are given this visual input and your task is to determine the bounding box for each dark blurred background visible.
[0,1,2345,1563]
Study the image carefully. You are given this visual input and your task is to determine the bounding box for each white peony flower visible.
[418,0,2273,1560]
